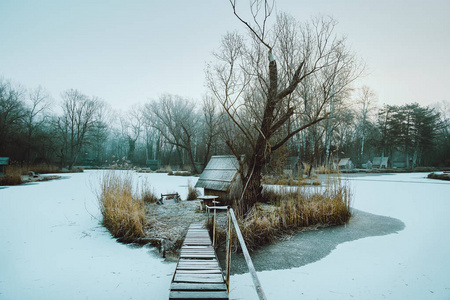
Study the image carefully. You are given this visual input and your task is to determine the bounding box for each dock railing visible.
[206,205,267,300]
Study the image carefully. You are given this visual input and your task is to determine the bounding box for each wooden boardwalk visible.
[169,224,229,300]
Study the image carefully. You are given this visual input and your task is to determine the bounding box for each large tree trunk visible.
[238,160,263,216]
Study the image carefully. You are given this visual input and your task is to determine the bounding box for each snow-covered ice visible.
[230,173,450,299]
[1,171,449,299]
[0,171,197,300]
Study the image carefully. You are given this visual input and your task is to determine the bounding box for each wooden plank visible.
[179,259,219,263]
[174,273,224,283]
[177,265,221,270]
[181,251,214,254]
[180,255,216,259]
[170,282,227,291]
[177,266,221,271]
[177,260,219,265]
[169,291,229,299]
[175,270,223,274]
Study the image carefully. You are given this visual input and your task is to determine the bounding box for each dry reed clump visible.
[142,188,158,203]
[211,177,351,251]
[262,174,321,186]
[315,165,338,174]
[97,172,146,243]
[140,180,158,203]
[187,181,199,200]
[428,172,450,181]
[0,165,23,186]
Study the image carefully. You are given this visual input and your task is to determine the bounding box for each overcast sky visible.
[1,0,449,111]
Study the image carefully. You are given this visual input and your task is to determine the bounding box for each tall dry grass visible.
[187,180,199,200]
[0,163,70,186]
[0,165,23,185]
[97,172,147,243]
[210,175,351,251]
[139,179,158,203]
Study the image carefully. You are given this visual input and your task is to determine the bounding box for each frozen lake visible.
[1,171,449,299]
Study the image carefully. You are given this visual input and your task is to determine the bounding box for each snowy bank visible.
[1,171,449,299]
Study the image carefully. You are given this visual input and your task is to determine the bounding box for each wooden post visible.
[229,208,267,300]
[225,207,232,292]
[213,205,216,247]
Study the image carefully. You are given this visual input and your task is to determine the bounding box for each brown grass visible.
[97,172,146,243]
[210,176,351,251]
[0,163,83,186]
[315,165,338,174]
[187,180,199,200]
[0,165,23,185]
[428,172,450,181]
[139,179,158,203]
[262,174,321,186]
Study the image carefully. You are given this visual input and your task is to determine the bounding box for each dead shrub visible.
[428,172,450,181]
[139,179,158,203]
[187,181,199,200]
[0,165,23,186]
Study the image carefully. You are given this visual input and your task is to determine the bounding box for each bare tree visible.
[56,89,101,169]
[120,104,144,163]
[145,94,200,174]
[24,86,52,161]
[0,79,26,155]
[86,100,111,164]
[200,95,221,166]
[355,86,377,164]
[207,1,363,214]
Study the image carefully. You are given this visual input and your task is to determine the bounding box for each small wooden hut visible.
[338,158,354,170]
[146,159,160,171]
[195,155,242,202]
[373,157,389,168]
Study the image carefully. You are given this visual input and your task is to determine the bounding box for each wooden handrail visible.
[206,205,267,300]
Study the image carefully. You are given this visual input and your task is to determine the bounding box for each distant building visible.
[361,160,373,169]
[338,158,354,170]
[146,159,160,171]
[195,155,242,203]
[373,157,389,168]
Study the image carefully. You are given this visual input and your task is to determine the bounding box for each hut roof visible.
[373,157,382,166]
[195,155,240,192]
[373,157,389,168]
[338,158,351,167]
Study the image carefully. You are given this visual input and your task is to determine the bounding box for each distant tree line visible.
[1,77,449,174]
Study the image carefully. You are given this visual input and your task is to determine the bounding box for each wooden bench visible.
[157,193,180,205]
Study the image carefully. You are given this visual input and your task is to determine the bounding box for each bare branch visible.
[229,0,273,51]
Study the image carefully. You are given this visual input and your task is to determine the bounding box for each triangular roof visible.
[195,155,240,192]
[338,158,351,166]
[373,157,382,166]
